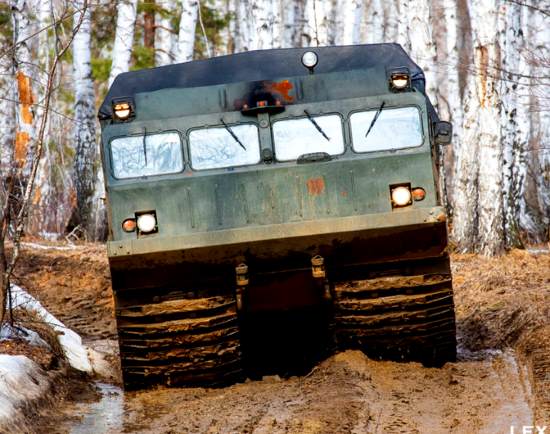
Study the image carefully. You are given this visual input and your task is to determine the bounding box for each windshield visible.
[350,106,423,152]
[189,124,260,170]
[111,132,183,179]
[272,114,344,161]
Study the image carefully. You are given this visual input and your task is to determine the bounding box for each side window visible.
[272,114,344,161]
[350,106,423,152]
[189,124,260,170]
[111,132,183,179]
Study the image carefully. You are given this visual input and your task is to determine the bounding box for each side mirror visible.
[434,121,452,145]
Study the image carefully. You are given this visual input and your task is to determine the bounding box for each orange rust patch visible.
[340,191,348,197]
[33,187,42,205]
[16,71,34,124]
[15,131,29,165]
[307,177,325,196]
[268,80,294,102]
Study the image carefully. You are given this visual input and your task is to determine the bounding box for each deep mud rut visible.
[56,347,534,434]
[12,243,550,433]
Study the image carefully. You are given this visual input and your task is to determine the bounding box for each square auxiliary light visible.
[111,97,135,122]
[388,67,411,92]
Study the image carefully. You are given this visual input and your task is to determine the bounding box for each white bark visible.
[382,0,399,43]
[73,0,99,238]
[155,0,177,66]
[365,0,384,44]
[500,1,528,246]
[11,0,36,178]
[280,0,296,48]
[527,3,550,238]
[453,0,505,255]
[341,0,364,45]
[255,0,281,49]
[175,0,198,62]
[0,35,15,174]
[408,0,438,110]
[30,0,54,236]
[396,0,411,52]
[109,0,138,86]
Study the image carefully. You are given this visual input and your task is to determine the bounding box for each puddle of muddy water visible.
[69,382,124,434]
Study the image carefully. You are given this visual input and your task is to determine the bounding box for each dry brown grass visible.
[452,249,550,351]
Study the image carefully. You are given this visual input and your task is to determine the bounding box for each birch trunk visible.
[73,0,98,239]
[175,0,198,62]
[382,0,399,43]
[109,0,138,86]
[155,0,176,65]
[526,4,550,240]
[396,0,411,52]
[0,34,15,175]
[500,1,527,247]
[11,0,36,180]
[408,0,438,110]
[342,0,363,45]
[452,0,505,255]
[365,0,384,44]
[256,0,280,49]
[29,0,54,236]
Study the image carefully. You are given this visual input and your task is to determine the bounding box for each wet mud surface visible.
[11,243,550,433]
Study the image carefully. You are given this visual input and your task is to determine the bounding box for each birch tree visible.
[109,0,138,86]
[155,0,176,65]
[175,0,198,62]
[525,3,550,240]
[11,0,36,179]
[408,0,438,110]
[341,0,363,45]
[0,32,15,176]
[453,0,505,255]
[72,0,98,239]
[365,0,384,44]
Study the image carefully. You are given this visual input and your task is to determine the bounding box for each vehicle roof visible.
[98,44,425,119]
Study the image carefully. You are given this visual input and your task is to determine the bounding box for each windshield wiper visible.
[365,101,385,139]
[304,110,330,142]
[220,118,246,150]
[142,127,148,165]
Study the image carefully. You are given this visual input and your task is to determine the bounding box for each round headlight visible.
[391,186,412,207]
[137,213,157,233]
[301,51,318,69]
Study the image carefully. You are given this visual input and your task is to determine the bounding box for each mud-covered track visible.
[333,256,457,365]
[115,292,244,389]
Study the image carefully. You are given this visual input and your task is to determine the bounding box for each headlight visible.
[111,98,135,121]
[391,186,412,207]
[388,68,411,91]
[301,51,318,69]
[137,213,157,233]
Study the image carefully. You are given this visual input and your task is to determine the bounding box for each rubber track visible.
[333,258,457,365]
[115,293,244,389]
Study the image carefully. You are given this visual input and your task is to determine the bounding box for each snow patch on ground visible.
[0,355,49,420]
[9,284,92,373]
[0,323,50,348]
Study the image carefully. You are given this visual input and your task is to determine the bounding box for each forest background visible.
[0,0,548,257]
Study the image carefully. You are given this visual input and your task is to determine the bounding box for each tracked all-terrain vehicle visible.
[99,44,457,389]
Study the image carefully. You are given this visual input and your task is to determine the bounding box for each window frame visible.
[187,121,262,171]
[270,112,346,162]
[349,104,425,154]
[109,129,185,180]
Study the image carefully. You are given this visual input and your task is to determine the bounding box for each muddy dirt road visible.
[13,243,550,433]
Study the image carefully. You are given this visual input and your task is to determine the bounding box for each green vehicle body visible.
[99,44,456,388]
